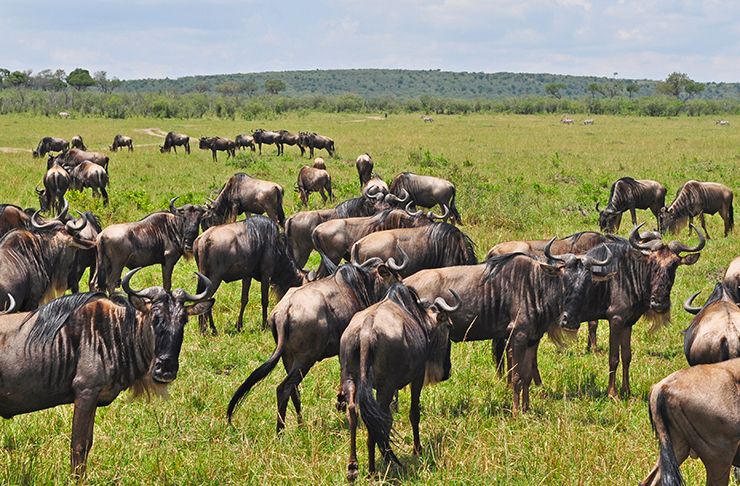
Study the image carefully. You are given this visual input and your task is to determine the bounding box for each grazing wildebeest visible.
[51,148,109,172]
[193,216,309,334]
[202,173,286,229]
[312,157,326,169]
[340,284,459,481]
[109,134,134,152]
[296,165,333,206]
[70,135,86,151]
[583,119,594,125]
[0,204,33,238]
[33,137,68,158]
[0,267,213,477]
[69,161,109,206]
[351,221,477,277]
[659,180,734,238]
[561,117,574,124]
[596,177,667,233]
[37,162,71,214]
[356,153,373,187]
[226,257,405,432]
[724,256,740,304]
[160,132,191,154]
[298,131,335,158]
[682,283,740,365]
[199,136,236,161]
[0,204,96,311]
[407,244,612,413]
[277,129,304,156]
[716,119,730,126]
[389,172,462,224]
[234,134,255,151]
[252,129,282,155]
[363,175,390,201]
[66,211,103,294]
[95,198,205,293]
[640,358,740,486]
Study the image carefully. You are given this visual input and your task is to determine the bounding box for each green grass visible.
[0,113,737,484]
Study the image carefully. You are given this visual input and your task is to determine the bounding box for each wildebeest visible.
[109,134,134,152]
[340,283,459,481]
[199,136,236,161]
[0,267,213,477]
[660,180,734,238]
[682,283,740,365]
[296,165,333,206]
[0,204,33,238]
[32,137,68,158]
[70,135,86,151]
[193,216,309,334]
[202,173,286,229]
[363,175,390,200]
[277,129,304,156]
[389,172,462,224]
[312,157,326,169]
[252,129,282,155]
[724,256,740,304]
[234,134,255,151]
[51,148,110,172]
[66,211,103,294]
[298,131,335,158]
[160,132,190,154]
[69,161,109,206]
[596,177,667,233]
[640,358,740,486]
[350,222,477,277]
[37,162,71,214]
[0,204,96,311]
[227,257,405,432]
[95,198,205,293]
[356,153,373,187]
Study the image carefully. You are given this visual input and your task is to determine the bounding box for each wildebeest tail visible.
[93,237,108,292]
[311,229,338,275]
[648,386,685,486]
[350,242,361,265]
[276,187,286,227]
[728,201,734,232]
[227,315,285,422]
[449,189,462,224]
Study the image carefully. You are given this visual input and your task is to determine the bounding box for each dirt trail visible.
[0,147,31,154]
[134,127,169,138]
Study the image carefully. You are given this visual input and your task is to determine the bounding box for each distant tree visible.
[0,68,11,87]
[240,80,258,97]
[604,80,623,98]
[32,69,67,91]
[625,82,640,99]
[656,72,703,100]
[587,83,604,99]
[685,80,705,99]
[66,68,96,91]
[6,70,31,88]
[193,82,209,93]
[215,81,241,96]
[94,71,122,93]
[544,82,566,99]
[264,79,286,95]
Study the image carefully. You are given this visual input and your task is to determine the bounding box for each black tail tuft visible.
[654,390,686,486]
[358,383,400,467]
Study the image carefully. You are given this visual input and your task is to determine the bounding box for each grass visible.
[0,112,737,484]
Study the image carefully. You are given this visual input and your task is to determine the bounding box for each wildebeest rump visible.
[312,157,326,169]
[110,134,134,152]
[70,135,86,151]
[160,132,190,154]
[199,136,236,161]
[202,173,286,228]
[660,180,734,238]
[682,283,740,365]
[33,137,68,158]
[596,177,666,233]
[296,165,333,206]
[37,162,71,214]
[389,172,462,224]
[234,134,255,151]
[69,161,109,206]
[0,267,213,476]
[355,153,373,187]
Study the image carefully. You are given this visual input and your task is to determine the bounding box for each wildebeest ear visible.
[680,253,700,266]
[538,263,562,277]
[186,298,215,316]
[128,296,151,313]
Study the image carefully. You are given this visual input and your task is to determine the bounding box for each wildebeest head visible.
[198,137,211,150]
[30,201,97,251]
[169,197,205,253]
[596,202,621,234]
[421,289,460,384]
[122,267,214,383]
[356,255,406,299]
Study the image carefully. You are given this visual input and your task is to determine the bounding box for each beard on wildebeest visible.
[682,282,740,365]
[69,161,109,206]
[50,148,109,172]
[596,177,666,233]
[199,136,236,161]
[37,162,71,215]
[160,132,191,154]
[659,180,734,238]
[193,215,310,335]
[340,283,460,481]
[201,173,286,229]
[406,241,614,414]
[389,172,462,224]
[110,134,134,152]
[0,267,214,478]
[252,128,282,155]
[94,197,206,294]
[226,256,407,433]
[32,137,68,158]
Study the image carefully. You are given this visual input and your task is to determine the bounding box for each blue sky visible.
[1,0,737,82]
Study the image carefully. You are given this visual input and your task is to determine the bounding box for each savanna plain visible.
[0,112,738,484]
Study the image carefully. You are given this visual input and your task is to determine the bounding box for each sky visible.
[1,0,738,82]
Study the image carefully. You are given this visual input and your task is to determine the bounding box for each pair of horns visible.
[31,199,86,233]
[629,223,705,254]
[122,266,212,302]
[544,237,613,267]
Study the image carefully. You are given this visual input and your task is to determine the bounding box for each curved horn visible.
[35,185,44,195]
[56,199,69,220]
[386,247,408,272]
[122,267,148,299]
[595,201,601,212]
[359,256,383,269]
[584,243,613,267]
[544,237,565,263]
[65,210,88,232]
[31,209,57,229]
[366,185,380,197]
[428,204,450,221]
[434,289,461,312]
[405,201,422,216]
[0,294,16,315]
[180,272,213,302]
[629,223,654,251]
[169,196,179,214]
[668,224,706,254]
[683,291,702,315]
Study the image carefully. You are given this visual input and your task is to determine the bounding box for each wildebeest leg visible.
[587,321,598,353]
[509,331,527,415]
[290,387,303,425]
[531,340,542,387]
[237,278,251,332]
[345,379,359,482]
[211,149,217,162]
[260,278,269,329]
[71,389,100,478]
[607,319,623,398]
[699,212,711,239]
[409,375,424,455]
[620,325,632,397]
[319,188,327,204]
[161,256,177,291]
[375,387,396,470]
[521,345,536,412]
[629,207,637,227]
[492,339,506,377]
[258,143,262,155]
[276,362,311,433]
[87,261,96,292]
[100,186,109,206]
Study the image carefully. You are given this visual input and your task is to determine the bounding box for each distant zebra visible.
[561,117,574,125]
[58,112,69,119]
[583,119,594,125]
[716,120,730,126]
[422,116,434,123]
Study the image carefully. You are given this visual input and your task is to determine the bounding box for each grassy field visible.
[0,112,737,484]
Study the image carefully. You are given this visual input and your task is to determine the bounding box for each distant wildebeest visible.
[682,283,740,365]
[355,153,373,187]
[298,131,335,158]
[32,137,68,158]
[51,148,110,172]
[340,283,459,481]
[160,132,190,154]
[70,135,86,151]
[37,162,71,214]
[234,134,255,151]
[351,221,477,277]
[66,211,103,293]
[422,116,433,123]
[227,257,405,432]
[312,157,326,169]
[716,120,730,126]
[0,203,96,311]
[252,129,282,155]
[277,129,304,156]
[296,165,333,206]
[193,216,309,334]
[640,358,740,486]
[69,161,109,206]
[561,117,574,124]
[202,173,286,229]
[389,172,462,224]
[660,180,734,238]
[724,256,740,304]
[95,198,205,293]
[0,204,33,238]
[109,134,134,152]
[596,178,667,233]
[58,111,69,118]
[0,267,213,477]
[199,136,235,161]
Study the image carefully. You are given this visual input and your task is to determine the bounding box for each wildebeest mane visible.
[384,283,429,328]
[664,182,699,233]
[242,215,301,291]
[388,172,411,195]
[24,292,106,348]
[79,211,102,233]
[332,197,375,218]
[335,263,375,307]
[424,223,477,267]
[483,252,530,281]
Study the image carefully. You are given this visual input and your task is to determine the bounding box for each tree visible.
[625,82,640,99]
[685,80,705,99]
[0,68,10,87]
[32,69,66,91]
[587,82,604,100]
[264,79,286,95]
[544,82,566,99]
[656,72,703,100]
[6,70,31,88]
[66,68,96,91]
[94,71,122,93]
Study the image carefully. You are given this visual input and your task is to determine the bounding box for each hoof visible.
[347,462,359,482]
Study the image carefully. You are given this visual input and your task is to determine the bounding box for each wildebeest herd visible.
[1,131,737,483]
